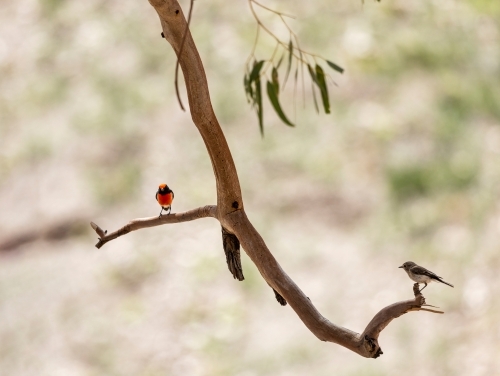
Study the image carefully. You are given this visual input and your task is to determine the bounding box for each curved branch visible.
[362,283,443,339]
[90,205,217,249]
[359,283,443,358]
[226,211,444,357]
[88,0,451,359]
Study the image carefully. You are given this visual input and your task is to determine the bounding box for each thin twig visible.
[251,0,296,19]
[248,0,326,63]
[246,25,261,68]
[247,0,340,95]
[260,42,281,76]
[174,0,195,111]
[418,308,444,314]
[90,206,217,249]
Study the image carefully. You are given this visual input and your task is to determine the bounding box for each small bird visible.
[399,261,454,292]
[156,183,174,218]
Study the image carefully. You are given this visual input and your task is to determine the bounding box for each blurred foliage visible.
[244,1,345,135]
[387,158,478,201]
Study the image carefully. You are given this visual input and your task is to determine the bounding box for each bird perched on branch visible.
[399,261,454,292]
[156,183,174,218]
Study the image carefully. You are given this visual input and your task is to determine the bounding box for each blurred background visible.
[1,0,499,375]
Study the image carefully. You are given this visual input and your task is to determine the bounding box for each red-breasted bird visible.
[156,183,174,218]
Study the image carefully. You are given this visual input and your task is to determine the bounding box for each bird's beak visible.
[398,265,403,268]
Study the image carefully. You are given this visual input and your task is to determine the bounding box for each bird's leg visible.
[158,207,164,218]
[167,206,171,215]
[419,283,428,293]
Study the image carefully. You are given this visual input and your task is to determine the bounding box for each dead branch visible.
[90,0,448,358]
[91,205,216,248]
[360,283,443,358]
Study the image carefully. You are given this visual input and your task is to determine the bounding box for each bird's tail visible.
[438,278,454,288]
[221,226,244,281]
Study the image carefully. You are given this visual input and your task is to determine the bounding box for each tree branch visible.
[91,205,217,249]
[359,283,443,358]
[90,0,448,358]
[226,211,444,357]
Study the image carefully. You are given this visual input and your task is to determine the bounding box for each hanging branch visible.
[173,0,194,111]
[91,0,445,358]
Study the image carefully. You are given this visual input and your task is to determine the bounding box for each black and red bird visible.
[156,183,174,218]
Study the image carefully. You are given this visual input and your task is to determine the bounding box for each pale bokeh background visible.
[1,0,500,375]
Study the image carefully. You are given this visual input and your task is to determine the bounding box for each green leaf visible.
[276,54,284,69]
[247,75,254,102]
[315,64,330,114]
[243,74,252,103]
[255,75,264,136]
[326,60,344,74]
[267,80,294,127]
[249,60,265,82]
[307,64,317,84]
[310,78,319,114]
[283,40,293,87]
[307,65,319,113]
[272,67,279,93]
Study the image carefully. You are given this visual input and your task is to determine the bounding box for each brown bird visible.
[399,261,454,292]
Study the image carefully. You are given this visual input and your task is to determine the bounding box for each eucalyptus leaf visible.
[272,67,279,93]
[255,75,264,136]
[243,74,252,103]
[267,81,294,127]
[247,74,254,102]
[326,60,344,74]
[249,60,265,82]
[308,65,319,113]
[276,54,284,69]
[315,64,330,114]
[283,40,293,87]
[307,64,318,84]
[310,78,319,114]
